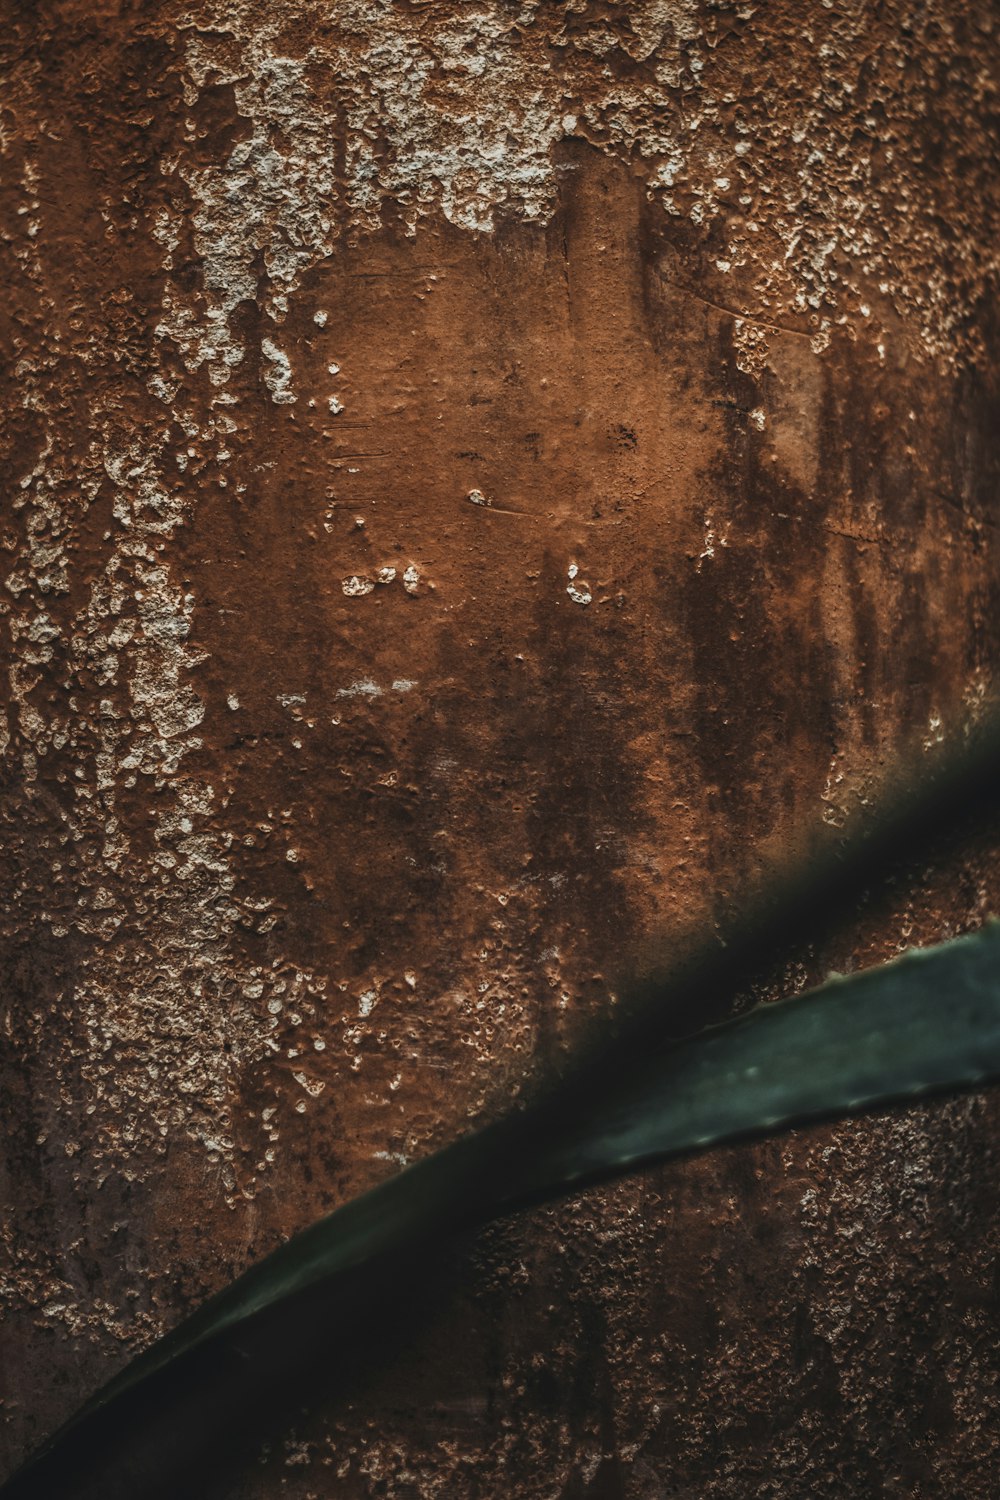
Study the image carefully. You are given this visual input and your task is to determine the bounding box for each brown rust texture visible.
[2,1,1000,1494]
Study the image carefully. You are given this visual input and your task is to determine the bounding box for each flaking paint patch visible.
[149,0,998,379]
[2,418,331,1204]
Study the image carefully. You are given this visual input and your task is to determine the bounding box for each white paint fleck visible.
[292,1070,326,1097]
[923,712,945,751]
[566,561,591,605]
[260,337,296,404]
[342,575,375,597]
[402,564,420,595]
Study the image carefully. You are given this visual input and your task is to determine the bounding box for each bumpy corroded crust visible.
[1,2,999,1495]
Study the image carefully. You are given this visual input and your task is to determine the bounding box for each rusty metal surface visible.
[1,2,999,1494]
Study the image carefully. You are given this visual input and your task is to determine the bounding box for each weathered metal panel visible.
[1,2,998,1494]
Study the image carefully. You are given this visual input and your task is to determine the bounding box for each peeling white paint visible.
[261,337,296,404]
[143,0,990,399]
[566,561,592,606]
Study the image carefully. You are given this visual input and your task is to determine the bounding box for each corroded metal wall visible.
[2,2,999,1495]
